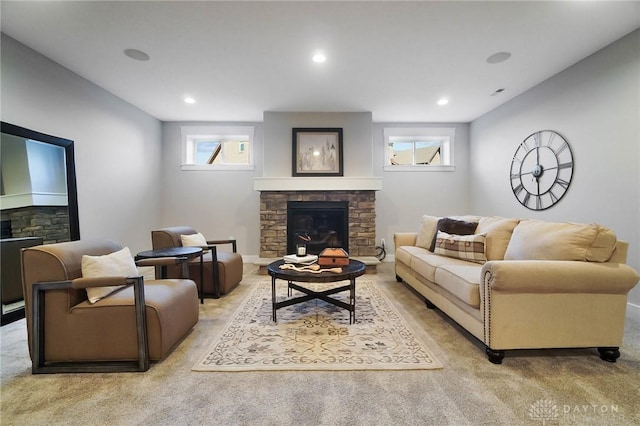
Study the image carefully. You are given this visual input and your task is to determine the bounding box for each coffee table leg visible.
[271,275,277,323]
[350,277,356,324]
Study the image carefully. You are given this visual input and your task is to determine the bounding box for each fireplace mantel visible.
[253,177,382,192]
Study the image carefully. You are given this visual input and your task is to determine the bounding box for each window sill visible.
[181,164,255,171]
[383,165,455,172]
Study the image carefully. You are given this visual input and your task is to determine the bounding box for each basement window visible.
[383,127,455,172]
[181,126,254,171]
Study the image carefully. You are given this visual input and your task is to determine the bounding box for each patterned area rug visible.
[193,280,443,371]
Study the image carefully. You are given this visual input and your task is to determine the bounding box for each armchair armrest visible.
[482,260,640,294]
[31,276,149,373]
[71,276,132,289]
[206,239,237,253]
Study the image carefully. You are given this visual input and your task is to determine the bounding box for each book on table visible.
[283,254,318,265]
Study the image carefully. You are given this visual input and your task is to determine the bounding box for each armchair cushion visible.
[181,232,207,247]
[81,247,138,303]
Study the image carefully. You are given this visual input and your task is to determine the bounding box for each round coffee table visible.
[267,259,366,324]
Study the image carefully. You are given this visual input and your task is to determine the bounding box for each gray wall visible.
[1,35,163,253]
[263,111,373,177]
[160,121,263,255]
[373,122,471,249]
[469,30,640,317]
[160,113,471,258]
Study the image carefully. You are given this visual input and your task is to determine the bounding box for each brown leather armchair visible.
[21,239,199,373]
[151,226,243,298]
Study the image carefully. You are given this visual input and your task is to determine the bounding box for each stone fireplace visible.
[259,190,376,258]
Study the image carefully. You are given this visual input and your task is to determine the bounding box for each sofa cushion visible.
[81,247,138,303]
[434,231,487,264]
[434,264,482,308]
[429,217,479,251]
[504,220,617,262]
[416,215,440,250]
[475,216,521,260]
[395,245,426,267]
[411,251,469,283]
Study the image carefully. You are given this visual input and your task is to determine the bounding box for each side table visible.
[135,247,204,303]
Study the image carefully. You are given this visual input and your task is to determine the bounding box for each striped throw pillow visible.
[434,231,487,264]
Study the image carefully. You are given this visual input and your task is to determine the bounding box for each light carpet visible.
[193,279,443,371]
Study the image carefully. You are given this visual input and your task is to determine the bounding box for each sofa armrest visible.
[394,233,418,248]
[482,260,640,294]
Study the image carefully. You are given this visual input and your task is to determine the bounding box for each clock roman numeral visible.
[558,162,572,170]
[533,132,541,147]
[552,141,569,156]
[555,178,570,189]
[513,183,524,196]
[545,131,556,147]
[535,195,542,210]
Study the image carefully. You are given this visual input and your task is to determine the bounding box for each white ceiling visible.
[2,1,639,123]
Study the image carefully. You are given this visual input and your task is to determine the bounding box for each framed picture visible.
[292,128,343,177]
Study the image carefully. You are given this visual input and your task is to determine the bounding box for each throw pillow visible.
[181,232,207,247]
[81,247,139,304]
[434,231,487,264]
[415,215,440,250]
[429,217,479,252]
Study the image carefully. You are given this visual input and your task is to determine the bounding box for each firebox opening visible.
[287,201,349,255]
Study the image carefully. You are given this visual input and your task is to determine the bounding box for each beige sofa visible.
[394,216,640,364]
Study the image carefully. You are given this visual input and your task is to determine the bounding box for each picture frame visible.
[292,128,343,177]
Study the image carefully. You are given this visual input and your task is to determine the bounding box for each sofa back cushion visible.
[504,220,617,262]
[416,215,440,250]
[475,216,520,260]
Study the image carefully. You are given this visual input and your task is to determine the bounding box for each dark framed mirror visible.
[1,122,80,325]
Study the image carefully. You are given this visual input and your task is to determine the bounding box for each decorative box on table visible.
[318,248,349,266]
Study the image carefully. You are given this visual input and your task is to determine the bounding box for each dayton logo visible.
[529,399,559,425]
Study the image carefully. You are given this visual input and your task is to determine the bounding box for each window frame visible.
[181,125,255,171]
[383,127,455,172]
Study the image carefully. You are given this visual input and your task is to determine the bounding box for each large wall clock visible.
[510,130,574,211]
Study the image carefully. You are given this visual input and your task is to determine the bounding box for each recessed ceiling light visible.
[312,53,326,63]
[184,96,196,104]
[123,48,150,61]
[437,98,449,106]
[486,52,511,64]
